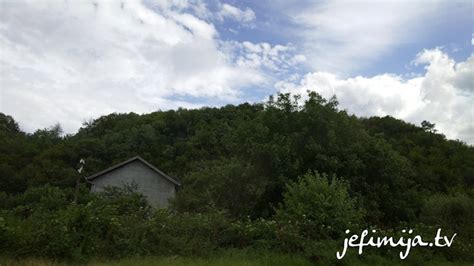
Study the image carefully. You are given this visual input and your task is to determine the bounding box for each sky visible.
[0,0,473,144]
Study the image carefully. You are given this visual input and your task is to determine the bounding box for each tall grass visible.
[1,250,311,266]
[1,249,470,266]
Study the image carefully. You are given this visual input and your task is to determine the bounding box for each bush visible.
[171,158,267,218]
[2,185,153,260]
[146,210,232,256]
[421,193,474,261]
[9,185,69,217]
[2,183,470,263]
[0,216,7,250]
[421,193,474,234]
[275,171,363,240]
[1,185,236,260]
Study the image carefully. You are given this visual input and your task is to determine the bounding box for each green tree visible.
[421,120,437,133]
[172,158,267,217]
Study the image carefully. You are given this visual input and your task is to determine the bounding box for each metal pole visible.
[73,159,85,204]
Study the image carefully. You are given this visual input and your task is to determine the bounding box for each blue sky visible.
[0,0,473,143]
[214,1,472,72]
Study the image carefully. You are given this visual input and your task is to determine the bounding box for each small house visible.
[86,156,181,208]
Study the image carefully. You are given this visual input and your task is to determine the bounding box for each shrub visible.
[146,210,232,256]
[421,193,474,261]
[275,171,363,240]
[0,216,7,250]
[9,185,69,217]
[421,193,474,233]
[2,185,153,260]
[171,158,267,218]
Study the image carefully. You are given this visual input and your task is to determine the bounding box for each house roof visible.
[86,156,181,186]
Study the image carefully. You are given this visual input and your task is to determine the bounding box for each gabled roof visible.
[86,156,181,186]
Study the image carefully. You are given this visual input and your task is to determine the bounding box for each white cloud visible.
[217,3,256,24]
[281,1,443,74]
[276,49,474,144]
[0,0,297,133]
[223,41,306,74]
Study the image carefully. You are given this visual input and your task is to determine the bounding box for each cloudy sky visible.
[0,0,472,143]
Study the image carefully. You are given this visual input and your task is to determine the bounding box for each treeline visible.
[0,92,473,262]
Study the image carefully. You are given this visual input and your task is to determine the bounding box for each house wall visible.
[90,160,176,208]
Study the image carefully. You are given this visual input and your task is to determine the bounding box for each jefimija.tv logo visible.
[336,228,457,260]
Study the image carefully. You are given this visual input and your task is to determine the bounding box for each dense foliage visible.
[275,171,363,239]
[0,92,473,262]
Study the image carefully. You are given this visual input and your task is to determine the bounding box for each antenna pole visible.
[73,159,85,204]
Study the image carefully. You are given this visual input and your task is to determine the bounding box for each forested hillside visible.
[1,92,473,262]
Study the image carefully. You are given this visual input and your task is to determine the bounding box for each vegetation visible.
[0,92,472,263]
[275,171,363,239]
[1,249,471,266]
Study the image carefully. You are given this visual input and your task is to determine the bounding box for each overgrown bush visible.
[1,185,152,260]
[1,186,235,260]
[275,171,363,239]
[1,184,472,263]
[146,210,232,256]
[421,192,474,234]
[0,216,7,250]
[420,192,474,260]
[171,158,267,218]
[8,185,69,216]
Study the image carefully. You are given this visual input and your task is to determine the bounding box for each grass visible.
[1,249,471,266]
[0,250,311,266]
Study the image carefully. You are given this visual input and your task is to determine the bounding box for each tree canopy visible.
[1,92,473,226]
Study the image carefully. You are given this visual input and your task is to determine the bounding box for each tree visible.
[172,158,267,217]
[421,120,437,133]
[0,113,20,133]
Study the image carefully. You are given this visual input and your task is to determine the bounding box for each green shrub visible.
[146,210,232,256]
[9,185,69,217]
[275,171,363,239]
[2,185,153,260]
[421,193,474,261]
[0,216,7,250]
[2,183,470,263]
[222,218,279,250]
[422,193,474,234]
[98,184,152,217]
